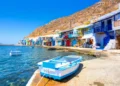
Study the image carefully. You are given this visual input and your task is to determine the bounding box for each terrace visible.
[94,23,112,33]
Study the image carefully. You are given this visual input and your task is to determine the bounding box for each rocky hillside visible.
[28,0,120,37]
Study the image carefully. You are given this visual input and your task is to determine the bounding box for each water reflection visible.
[0,46,95,86]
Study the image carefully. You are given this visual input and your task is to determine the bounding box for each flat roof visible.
[60,24,93,33]
[60,29,73,33]
[39,34,59,37]
[98,9,120,21]
[74,24,93,30]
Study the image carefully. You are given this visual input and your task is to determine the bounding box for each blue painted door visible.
[52,40,55,46]
[62,40,64,46]
[72,39,77,46]
[107,19,112,31]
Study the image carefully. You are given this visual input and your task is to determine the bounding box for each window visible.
[115,13,120,21]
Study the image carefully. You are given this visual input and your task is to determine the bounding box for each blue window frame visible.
[115,13,120,21]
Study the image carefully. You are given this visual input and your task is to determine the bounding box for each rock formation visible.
[28,0,120,37]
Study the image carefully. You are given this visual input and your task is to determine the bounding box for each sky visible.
[0,0,100,44]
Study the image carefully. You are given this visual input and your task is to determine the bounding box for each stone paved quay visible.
[27,46,120,86]
[43,46,120,57]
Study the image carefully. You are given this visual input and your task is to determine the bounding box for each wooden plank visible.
[28,70,67,86]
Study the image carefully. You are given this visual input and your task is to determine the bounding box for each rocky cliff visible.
[28,0,120,37]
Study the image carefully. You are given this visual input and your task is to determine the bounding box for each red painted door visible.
[66,39,71,46]
[50,42,51,46]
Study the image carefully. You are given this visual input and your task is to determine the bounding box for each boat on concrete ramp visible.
[37,55,82,80]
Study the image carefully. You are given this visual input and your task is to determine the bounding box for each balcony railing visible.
[68,34,78,38]
[114,20,120,27]
[94,26,102,33]
[84,29,93,35]
[94,25,112,33]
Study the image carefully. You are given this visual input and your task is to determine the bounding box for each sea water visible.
[0,46,95,86]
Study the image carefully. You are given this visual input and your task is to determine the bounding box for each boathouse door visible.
[62,40,65,46]
[72,39,77,46]
[52,40,55,46]
[66,39,71,46]
[116,35,120,49]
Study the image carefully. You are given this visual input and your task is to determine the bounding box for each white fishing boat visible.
[9,51,22,56]
[37,55,82,80]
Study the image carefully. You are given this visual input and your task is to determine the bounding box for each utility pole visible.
[70,19,73,30]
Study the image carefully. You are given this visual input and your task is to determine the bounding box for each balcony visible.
[114,20,120,27]
[94,26,102,33]
[94,25,112,33]
[59,34,64,38]
[84,29,93,35]
[68,34,78,38]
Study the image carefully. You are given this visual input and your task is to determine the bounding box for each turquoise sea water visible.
[0,46,95,86]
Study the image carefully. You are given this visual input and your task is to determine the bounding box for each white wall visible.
[92,34,96,48]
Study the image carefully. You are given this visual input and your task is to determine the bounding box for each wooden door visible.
[117,35,120,49]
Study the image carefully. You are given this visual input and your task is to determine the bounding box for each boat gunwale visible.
[38,55,82,71]
[40,64,80,80]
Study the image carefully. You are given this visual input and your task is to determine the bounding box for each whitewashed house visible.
[93,8,120,50]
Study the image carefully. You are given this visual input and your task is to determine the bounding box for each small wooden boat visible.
[9,51,22,56]
[37,55,82,80]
